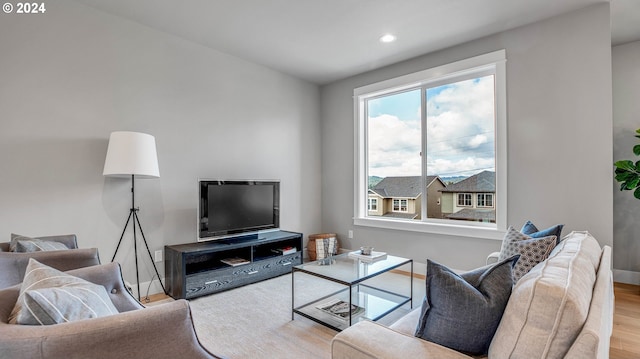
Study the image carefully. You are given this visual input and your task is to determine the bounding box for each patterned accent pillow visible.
[521,220,564,244]
[499,226,557,282]
[415,255,519,355]
[9,233,69,252]
[15,238,68,252]
[9,259,118,325]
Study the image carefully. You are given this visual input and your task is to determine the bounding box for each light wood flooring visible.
[146,281,640,357]
[611,282,640,359]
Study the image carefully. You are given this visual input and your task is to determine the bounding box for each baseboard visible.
[125,277,166,301]
[613,269,640,285]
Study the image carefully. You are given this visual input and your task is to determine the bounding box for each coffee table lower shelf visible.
[292,284,411,332]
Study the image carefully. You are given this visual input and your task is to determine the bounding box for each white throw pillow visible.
[489,231,601,359]
[9,259,118,325]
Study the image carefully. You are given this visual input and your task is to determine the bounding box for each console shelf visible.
[165,230,303,299]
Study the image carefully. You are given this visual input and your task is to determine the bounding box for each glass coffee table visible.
[292,253,413,331]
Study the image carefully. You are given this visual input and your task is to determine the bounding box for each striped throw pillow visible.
[9,258,118,325]
[10,233,69,252]
[15,238,68,252]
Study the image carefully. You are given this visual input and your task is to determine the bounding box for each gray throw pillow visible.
[15,238,68,252]
[9,233,68,252]
[499,226,557,282]
[9,259,118,325]
[415,256,519,355]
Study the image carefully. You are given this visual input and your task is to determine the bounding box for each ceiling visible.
[73,0,640,85]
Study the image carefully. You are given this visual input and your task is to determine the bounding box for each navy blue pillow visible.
[414,255,519,355]
[520,220,564,244]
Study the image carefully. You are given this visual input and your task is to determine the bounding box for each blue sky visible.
[367,89,420,122]
[367,75,495,178]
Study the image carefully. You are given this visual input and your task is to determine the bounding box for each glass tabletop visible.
[293,252,411,285]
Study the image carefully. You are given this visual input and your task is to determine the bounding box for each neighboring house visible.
[440,171,496,223]
[368,176,446,219]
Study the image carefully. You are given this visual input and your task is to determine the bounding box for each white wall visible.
[0,0,322,293]
[320,4,613,271]
[612,40,640,284]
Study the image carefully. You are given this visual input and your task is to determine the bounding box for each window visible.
[354,50,507,239]
[368,198,378,211]
[393,199,408,212]
[477,193,494,207]
[457,193,472,207]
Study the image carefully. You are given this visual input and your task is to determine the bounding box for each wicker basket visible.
[307,233,339,261]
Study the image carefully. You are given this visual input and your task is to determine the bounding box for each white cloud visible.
[368,114,421,177]
[368,75,495,178]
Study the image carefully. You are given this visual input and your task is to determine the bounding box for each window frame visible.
[457,193,473,207]
[368,197,378,211]
[353,50,507,240]
[477,193,494,208]
[392,198,409,213]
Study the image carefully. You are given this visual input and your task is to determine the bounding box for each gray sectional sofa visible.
[331,231,614,359]
[0,261,218,359]
[0,234,100,289]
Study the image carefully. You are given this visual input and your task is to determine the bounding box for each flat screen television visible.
[198,180,280,241]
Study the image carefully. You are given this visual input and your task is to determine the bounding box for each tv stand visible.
[164,230,303,299]
[216,233,260,245]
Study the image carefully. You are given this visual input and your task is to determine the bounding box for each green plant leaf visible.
[615,160,635,171]
[621,182,629,191]
[634,145,640,156]
[626,176,640,190]
[634,187,640,199]
[616,171,632,182]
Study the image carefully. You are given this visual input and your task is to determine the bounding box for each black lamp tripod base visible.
[111,175,167,301]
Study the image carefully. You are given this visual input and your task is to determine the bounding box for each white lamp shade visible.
[103,131,160,178]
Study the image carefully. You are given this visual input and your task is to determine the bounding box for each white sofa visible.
[331,231,614,359]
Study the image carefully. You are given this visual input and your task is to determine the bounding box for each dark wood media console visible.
[165,230,303,299]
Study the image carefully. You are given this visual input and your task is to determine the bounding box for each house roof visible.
[446,208,496,221]
[370,175,442,198]
[440,171,495,193]
[382,212,419,220]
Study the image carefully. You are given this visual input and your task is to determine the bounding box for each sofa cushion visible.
[9,258,118,325]
[498,226,557,282]
[521,220,564,244]
[415,256,519,355]
[15,238,69,252]
[488,231,602,359]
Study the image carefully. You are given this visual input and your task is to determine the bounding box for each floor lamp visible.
[103,131,167,300]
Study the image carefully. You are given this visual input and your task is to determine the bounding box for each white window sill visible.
[353,217,505,241]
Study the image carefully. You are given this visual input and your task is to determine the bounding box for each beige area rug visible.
[188,271,425,359]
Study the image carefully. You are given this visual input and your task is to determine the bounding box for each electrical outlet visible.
[154,250,163,262]
[348,230,353,238]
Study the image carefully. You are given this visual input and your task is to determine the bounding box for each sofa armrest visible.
[1,300,218,359]
[0,248,101,289]
[331,320,472,359]
[564,246,614,359]
[65,262,141,312]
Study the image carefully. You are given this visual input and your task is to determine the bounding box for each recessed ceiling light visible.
[379,34,396,43]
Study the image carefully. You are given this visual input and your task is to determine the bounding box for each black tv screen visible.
[198,180,280,241]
